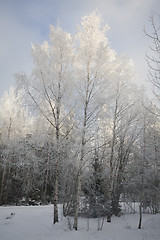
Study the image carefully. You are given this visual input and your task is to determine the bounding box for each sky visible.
[0,0,160,97]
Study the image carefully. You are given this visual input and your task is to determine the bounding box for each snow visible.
[0,205,160,240]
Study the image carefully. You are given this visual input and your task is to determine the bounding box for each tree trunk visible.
[138,197,142,229]
[138,118,146,229]
[112,189,121,216]
[53,172,59,224]
[73,153,83,230]
[43,155,50,203]
[73,76,89,230]
[0,167,6,205]
[73,109,87,230]
[53,133,60,224]
[112,158,124,216]
[53,85,61,224]
[107,99,118,222]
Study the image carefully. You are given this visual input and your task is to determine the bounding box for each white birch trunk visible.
[73,79,89,230]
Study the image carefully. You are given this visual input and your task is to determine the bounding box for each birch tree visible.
[0,88,32,205]
[16,26,74,223]
[73,12,116,230]
[97,57,139,220]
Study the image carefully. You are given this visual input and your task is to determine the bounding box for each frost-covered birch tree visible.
[0,88,33,205]
[16,26,74,224]
[97,57,140,220]
[73,12,116,230]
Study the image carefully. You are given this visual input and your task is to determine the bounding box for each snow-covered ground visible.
[0,205,160,240]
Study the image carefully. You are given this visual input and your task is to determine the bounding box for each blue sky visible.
[0,0,160,97]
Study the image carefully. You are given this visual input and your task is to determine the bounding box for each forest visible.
[0,12,160,231]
